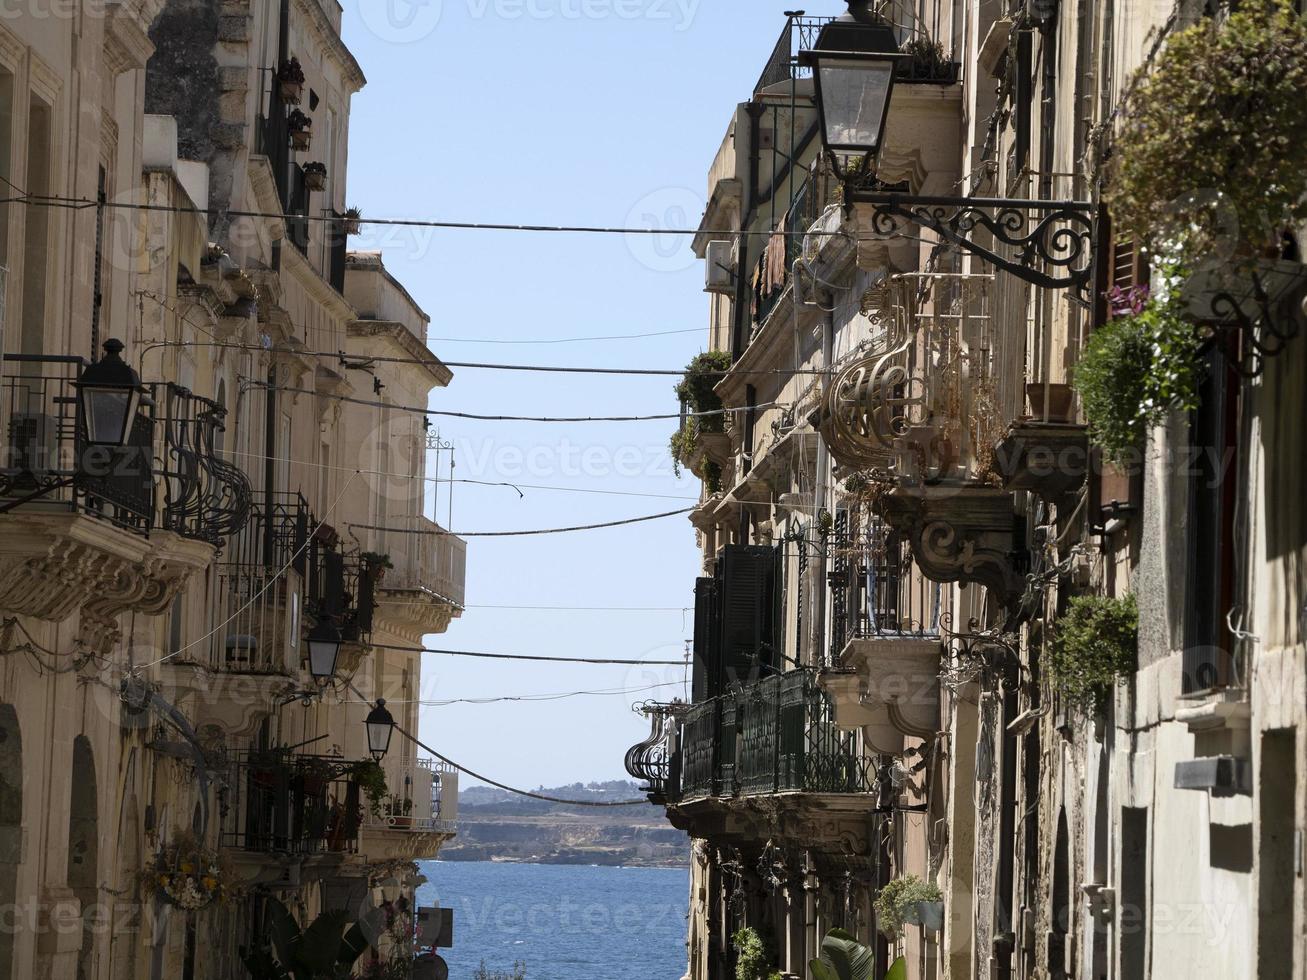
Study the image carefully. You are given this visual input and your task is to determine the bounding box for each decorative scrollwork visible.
[1201,264,1306,378]
[850,191,1097,301]
[159,385,253,546]
[624,701,685,803]
[939,613,1023,692]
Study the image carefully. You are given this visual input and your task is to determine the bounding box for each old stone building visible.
[629,2,1307,978]
[0,1,464,977]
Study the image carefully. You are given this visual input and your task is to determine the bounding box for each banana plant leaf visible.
[808,928,877,980]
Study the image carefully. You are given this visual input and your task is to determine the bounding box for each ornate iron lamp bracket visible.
[844,189,1099,303]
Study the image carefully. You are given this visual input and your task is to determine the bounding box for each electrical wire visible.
[428,327,705,345]
[345,680,682,707]
[391,721,649,807]
[143,339,822,380]
[242,378,778,424]
[370,642,686,667]
[213,447,699,503]
[349,508,690,538]
[0,189,823,239]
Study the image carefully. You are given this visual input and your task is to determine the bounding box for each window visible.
[19,95,52,355]
[168,594,184,655]
[1182,347,1240,694]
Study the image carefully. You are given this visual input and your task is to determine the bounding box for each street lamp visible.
[76,339,144,447]
[799,0,905,181]
[797,0,1098,299]
[306,618,343,685]
[365,699,396,761]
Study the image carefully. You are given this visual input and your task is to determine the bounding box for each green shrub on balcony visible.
[1047,593,1139,713]
[1108,1,1307,267]
[1073,261,1202,463]
[670,351,732,480]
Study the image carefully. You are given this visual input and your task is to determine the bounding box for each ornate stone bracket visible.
[881,485,1024,608]
[0,517,212,655]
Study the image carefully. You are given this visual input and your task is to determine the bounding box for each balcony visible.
[220,751,367,863]
[654,672,875,806]
[199,492,375,679]
[361,759,458,861]
[626,703,685,805]
[370,515,466,639]
[753,9,960,97]
[0,358,246,647]
[750,166,840,337]
[821,273,1025,606]
[821,518,946,752]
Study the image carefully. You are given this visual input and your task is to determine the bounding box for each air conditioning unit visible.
[704,240,736,295]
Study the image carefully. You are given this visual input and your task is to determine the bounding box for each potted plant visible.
[1073,263,1201,464]
[343,206,363,236]
[669,350,732,480]
[874,874,944,940]
[277,57,305,105]
[388,794,415,830]
[298,756,333,796]
[302,162,327,192]
[1025,382,1075,424]
[361,551,394,583]
[1047,593,1139,713]
[352,759,388,819]
[287,109,312,151]
[1108,3,1307,306]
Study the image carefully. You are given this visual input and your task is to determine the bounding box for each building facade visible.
[629,2,1307,979]
[0,1,464,977]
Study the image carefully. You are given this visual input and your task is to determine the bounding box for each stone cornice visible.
[104,1,157,76]
[292,0,367,93]
[280,242,358,322]
[347,321,452,388]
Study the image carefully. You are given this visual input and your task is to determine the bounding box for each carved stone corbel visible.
[881,485,1024,607]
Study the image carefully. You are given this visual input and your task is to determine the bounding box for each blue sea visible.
[416,861,690,980]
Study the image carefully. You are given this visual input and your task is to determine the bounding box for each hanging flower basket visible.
[343,208,363,236]
[287,110,312,151]
[277,57,305,105]
[141,831,237,912]
[303,163,327,192]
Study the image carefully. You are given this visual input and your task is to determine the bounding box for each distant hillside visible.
[442,780,688,867]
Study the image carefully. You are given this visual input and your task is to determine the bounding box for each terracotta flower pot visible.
[1026,382,1075,423]
[279,80,303,105]
[304,171,326,192]
[290,130,311,151]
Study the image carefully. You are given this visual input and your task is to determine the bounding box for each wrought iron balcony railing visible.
[822,273,1006,481]
[753,6,960,96]
[625,703,684,804]
[827,513,943,665]
[220,752,365,856]
[1,358,252,541]
[752,167,841,334]
[205,492,375,673]
[643,672,875,805]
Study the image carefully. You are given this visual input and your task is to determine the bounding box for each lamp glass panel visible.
[307,638,338,679]
[84,389,132,445]
[818,57,895,151]
[367,717,393,757]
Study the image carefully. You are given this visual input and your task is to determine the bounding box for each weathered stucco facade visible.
[631,2,1307,979]
[0,2,464,977]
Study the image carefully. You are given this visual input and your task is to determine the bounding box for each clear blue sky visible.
[340,1,842,789]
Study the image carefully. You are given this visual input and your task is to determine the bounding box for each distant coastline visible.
[443,780,688,869]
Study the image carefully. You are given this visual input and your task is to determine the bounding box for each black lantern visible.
[365,699,396,761]
[306,617,343,684]
[76,339,144,447]
[799,1,905,180]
